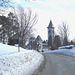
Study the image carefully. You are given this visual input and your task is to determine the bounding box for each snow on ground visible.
[0,43,25,56]
[44,45,75,56]
[0,43,44,75]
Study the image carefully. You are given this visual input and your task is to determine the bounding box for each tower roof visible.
[36,35,42,42]
[48,20,53,28]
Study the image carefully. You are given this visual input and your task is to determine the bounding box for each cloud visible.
[13,0,21,4]
[1,0,75,40]
[34,0,64,11]
[35,0,75,12]
[32,8,75,40]
[58,0,71,6]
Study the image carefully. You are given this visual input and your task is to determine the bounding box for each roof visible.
[42,40,46,43]
[48,20,53,28]
[36,35,42,41]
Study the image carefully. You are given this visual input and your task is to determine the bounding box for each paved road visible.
[38,53,75,75]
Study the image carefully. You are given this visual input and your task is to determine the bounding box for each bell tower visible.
[47,20,55,49]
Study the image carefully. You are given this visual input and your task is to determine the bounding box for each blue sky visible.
[12,0,75,40]
[13,0,75,11]
[1,0,75,41]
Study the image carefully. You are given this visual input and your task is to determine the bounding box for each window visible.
[49,30,51,33]
[53,30,54,33]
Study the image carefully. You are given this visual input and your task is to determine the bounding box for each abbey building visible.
[28,20,61,51]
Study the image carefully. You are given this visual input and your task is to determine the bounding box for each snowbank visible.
[44,45,75,56]
[0,43,44,75]
[0,43,25,56]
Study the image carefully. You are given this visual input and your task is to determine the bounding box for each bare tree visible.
[16,7,38,48]
[0,0,13,7]
[58,22,69,46]
[54,35,61,49]
[0,0,37,7]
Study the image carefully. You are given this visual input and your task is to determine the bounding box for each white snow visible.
[44,45,75,56]
[0,43,25,56]
[0,43,44,75]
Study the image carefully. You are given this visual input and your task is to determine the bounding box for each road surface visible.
[38,53,75,75]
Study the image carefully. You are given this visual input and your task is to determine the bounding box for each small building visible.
[29,37,36,50]
[27,35,43,51]
[36,35,43,51]
[42,40,48,51]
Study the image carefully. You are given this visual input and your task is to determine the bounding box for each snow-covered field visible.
[0,43,44,75]
[44,45,75,56]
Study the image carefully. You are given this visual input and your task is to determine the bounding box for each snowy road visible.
[38,53,75,75]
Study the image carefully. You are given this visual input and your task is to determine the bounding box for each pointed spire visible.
[36,35,42,41]
[48,20,53,28]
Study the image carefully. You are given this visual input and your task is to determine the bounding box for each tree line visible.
[0,7,37,48]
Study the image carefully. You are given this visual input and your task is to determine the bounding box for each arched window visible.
[53,30,54,33]
[49,30,51,34]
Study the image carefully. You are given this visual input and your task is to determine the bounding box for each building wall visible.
[48,27,55,47]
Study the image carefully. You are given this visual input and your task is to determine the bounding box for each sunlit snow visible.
[0,43,44,75]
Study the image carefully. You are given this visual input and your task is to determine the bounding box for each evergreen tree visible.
[0,12,19,44]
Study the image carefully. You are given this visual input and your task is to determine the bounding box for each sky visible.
[1,0,75,41]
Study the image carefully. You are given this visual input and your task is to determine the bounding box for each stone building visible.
[28,35,43,51]
[47,20,55,49]
[28,20,61,51]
